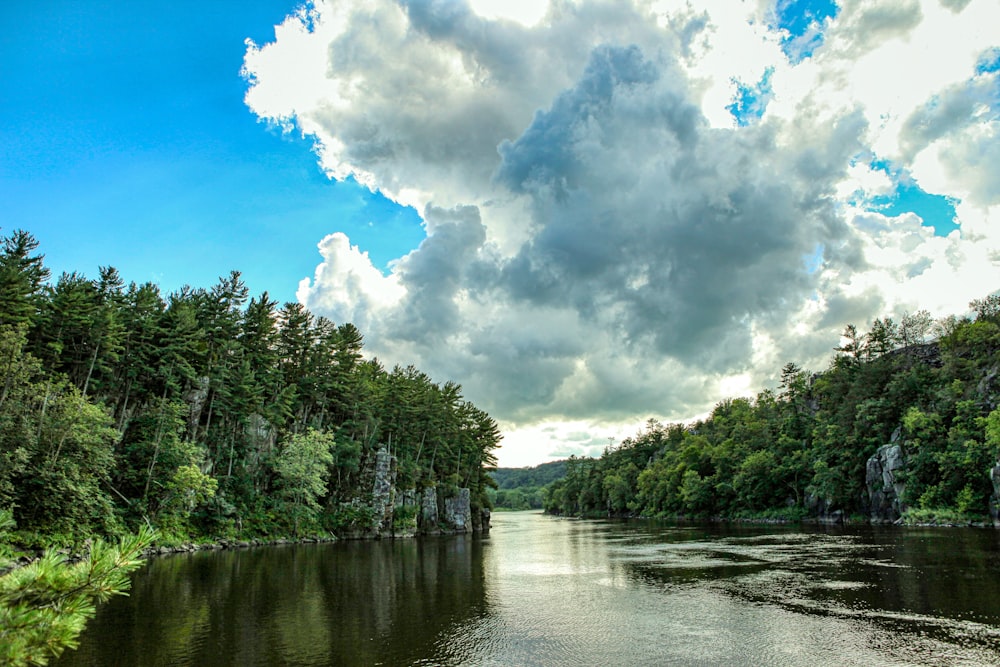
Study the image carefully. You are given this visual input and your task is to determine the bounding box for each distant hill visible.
[492,460,567,489]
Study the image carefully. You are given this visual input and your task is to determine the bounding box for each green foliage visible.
[275,429,335,535]
[901,506,981,525]
[545,290,1000,522]
[391,504,418,531]
[490,462,568,510]
[326,500,380,533]
[492,488,546,510]
[491,461,568,489]
[0,509,155,666]
[0,230,49,328]
[0,230,501,547]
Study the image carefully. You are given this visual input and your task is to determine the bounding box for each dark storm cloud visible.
[389,204,487,343]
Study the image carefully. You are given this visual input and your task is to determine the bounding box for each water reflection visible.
[58,536,488,666]
[57,514,1000,666]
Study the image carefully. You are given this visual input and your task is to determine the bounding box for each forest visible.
[0,229,501,547]
[489,461,567,510]
[545,295,1000,525]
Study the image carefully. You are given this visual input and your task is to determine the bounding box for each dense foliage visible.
[0,229,500,544]
[492,461,568,489]
[489,461,567,509]
[545,299,1000,523]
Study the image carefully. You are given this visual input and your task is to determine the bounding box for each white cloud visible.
[247,0,1000,466]
[296,232,403,333]
[467,0,550,27]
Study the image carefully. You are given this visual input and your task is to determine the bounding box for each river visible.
[56,511,1000,666]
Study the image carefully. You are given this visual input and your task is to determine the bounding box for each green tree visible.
[0,510,154,666]
[0,230,49,328]
[274,429,335,535]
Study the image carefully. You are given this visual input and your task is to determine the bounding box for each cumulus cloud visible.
[246,0,1000,465]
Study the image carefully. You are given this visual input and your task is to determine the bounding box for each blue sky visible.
[1,1,423,303]
[4,0,997,466]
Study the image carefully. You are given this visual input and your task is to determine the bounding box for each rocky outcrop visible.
[443,488,472,533]
[474,506,490,532]
[414,485,489,534]
[977,364,1000,411]
[885,342,942,368]
[990,461,1000,527]
[866,434,907,523]
[371,447,396,535]
[184,376,210,437]
[245,413,276,455]
[337,447,489,538]
[806,494,843,524]
[420,486,439,531]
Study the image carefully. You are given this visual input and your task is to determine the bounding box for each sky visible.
[3,0,999,467]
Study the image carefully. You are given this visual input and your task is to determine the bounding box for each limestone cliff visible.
[342,446,490,538]
[866,437,907,523]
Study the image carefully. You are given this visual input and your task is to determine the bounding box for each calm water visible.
[57,512,1000,666]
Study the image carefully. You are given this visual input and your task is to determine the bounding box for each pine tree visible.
[0,510,154,667]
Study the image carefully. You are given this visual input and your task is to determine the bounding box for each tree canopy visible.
[0,229,501,543]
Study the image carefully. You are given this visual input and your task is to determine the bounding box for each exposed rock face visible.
[443,488,472,533]
[246,413,276,454]
[475,507,491,533]
[421,486,439,532]
[867,442,907,523]
[184,376,210,436]
[806,493,843,523]
[337,448,487,538]
[885,342,942,368]
[977,364,1000,411]
[371,447,396,535]
[990,462,1000,527]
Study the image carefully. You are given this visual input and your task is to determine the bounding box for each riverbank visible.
[545,508,999,529]
[3,520,490,571]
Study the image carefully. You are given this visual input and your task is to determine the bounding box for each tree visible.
[970,292,1000,323]
[0,325,118,535]
[157,464,218,530]
[899,310,932,347]
[834,323,863,364]
[864,317,899,359]
[0,509,154,666]
[274,429,335,535]
[0,230,49,328]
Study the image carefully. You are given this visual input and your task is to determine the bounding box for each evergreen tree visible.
[0,510,154,667]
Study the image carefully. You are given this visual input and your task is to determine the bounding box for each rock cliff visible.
[866,439,907,523]
[344,446,489,538]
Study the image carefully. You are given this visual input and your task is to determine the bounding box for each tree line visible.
[0,229,500,545]
[489,461,567,510]
[545,295,1000,523]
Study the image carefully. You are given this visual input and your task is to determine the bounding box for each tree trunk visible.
[142,387,170,503]
[82,340,100,397]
